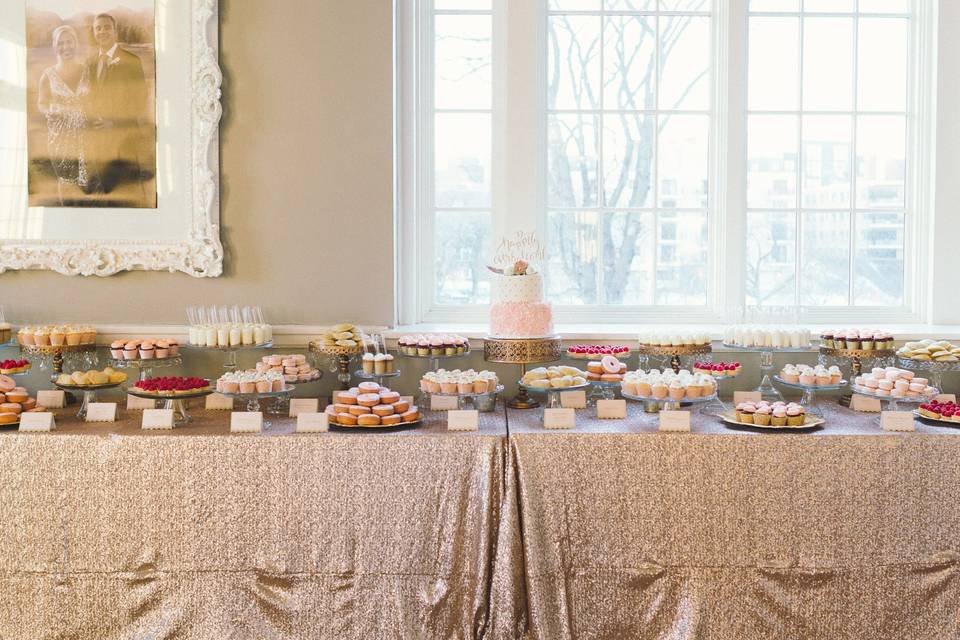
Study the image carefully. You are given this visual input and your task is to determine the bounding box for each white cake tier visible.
[492,274,544,304]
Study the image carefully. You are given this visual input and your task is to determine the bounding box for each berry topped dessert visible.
[919,400,960,422]
[566,345,631,360]
[693,361,741,377]
[133,376,211,396]
[0,359,30,374]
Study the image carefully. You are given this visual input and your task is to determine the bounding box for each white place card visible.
[659,410,691,432]
[447,410,479,431]
[596,399,627,420]
[85,403,117,423]
[127,394,156,410]
[230,412,263,433]
[543,408,576,430]
[296,412,329,433]
[19,412,55,432]
[851,395,882,412]
[733,391,762,404]
[142,409,174,430]
[882,411,916,432]
[430,395,460,411]
[205,393,234,410]
[36,390,65,409]
[935,394,957,403]
[289,398,319,417]
[400,395,415,406]
[559,390,587,409]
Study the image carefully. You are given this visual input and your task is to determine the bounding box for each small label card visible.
[289,398,319,417]
[543,408,576,430]
[882,410,916,432]
[142,409,174,430]
[36,390,66,409]
[400,395,415,406]
[659,410,692,432]
[559,390,587,409]
[19,412,55,432]
[127,394,156,410]
[851,395,882,412]
[85,403,117,423]
[430,395,460,411]
[296,412,329,433]
[596,399,627,420]
[935,394,957,403]
[205,393,234,410]
[447,410,479,431]
[230,412,263,433]
[733,391,762,404]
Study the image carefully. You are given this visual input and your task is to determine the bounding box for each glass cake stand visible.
[51,379,123,419]
[108,355,183,380]
[896,357,960,394]
[184,341,273,372]
[215,385,296,429]
[622,390,718,413]
[773,376,847,417]
[519,381,591,414]
[851,385,937,414]
[354,368,402,388]
[424,384,504,411]
[819,346,896,407]
[21,343,96,374]
[697,371,740,416]
[124,387,214,425]
[399,349,471,375]
[637,344,711,374]
[721,344,813,403]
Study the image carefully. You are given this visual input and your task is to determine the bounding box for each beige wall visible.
[0,0,395,327]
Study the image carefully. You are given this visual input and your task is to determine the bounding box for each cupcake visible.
[754,406,772,426]
[473,378,488,394]
[33,328,50,346]
[167,339,180,356]
[430,338,444,357]
[860,332,874,351]
[829,366,842,385]
[110,340,125,359]
[124,341,139,360]
[256,379,271,393]
[362,353,375,374]
[637,378,652,397]
[444,337,456,356]
[139,341,156,360]
[651,382,669,399]
[374,354,387,375]
[81,326,96,345]
[240,380,257,394]
[736,403,755,424]
[458,378,473,394]
[440,379,458,394]
[771,407,787,426]
[820,332,833,349]
[18,327,34,346]
[49,328,65,346]
[417,339,430,357]
[846,331,861,351]
[786,405,805,426]
[798,371,815,386]
[385,354,395,373]
[668,381,685,401]
[781,365,800,384]
[155,340,170,359]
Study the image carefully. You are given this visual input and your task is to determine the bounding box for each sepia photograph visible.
[25,0,156,208]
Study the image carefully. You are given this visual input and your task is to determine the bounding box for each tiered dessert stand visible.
[773,376,847,417]
[309,342,362,390]
[216,385,296,430]
[108,354,183,381]
[124,386,214,426]
[20,343,96,375]
[51,376,122,419]
[722,343,812,403]
[637,344,711,374]
[819,345,896,407]
[484,336,562,409]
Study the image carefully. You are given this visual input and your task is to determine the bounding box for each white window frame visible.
[396,0,937,328]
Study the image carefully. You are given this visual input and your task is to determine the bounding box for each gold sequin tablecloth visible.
[0,403,516,640]
[504,403,960,639]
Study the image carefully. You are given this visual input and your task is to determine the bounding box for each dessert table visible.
[502,402,960,639]
[0,403,517,639]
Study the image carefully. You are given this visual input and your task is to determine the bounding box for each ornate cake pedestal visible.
[484,336,562,409]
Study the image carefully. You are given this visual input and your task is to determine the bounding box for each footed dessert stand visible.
[637,344,711,374]
[722,344,812,403]
[125,387,214,426]
[819,346,895,407]
[424,385,505,411]
[309,342,362,390]
[108,355,183,381]
[216,385,296,429]
[21,343,96,375]
[184,341,273,372]
[399,348,470,377]
[484,336,562,409]
[773,376,847,417]
[51,378,122,419]
[622,390,718,413]
[698,371,740,416]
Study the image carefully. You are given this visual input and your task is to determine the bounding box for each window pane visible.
[435,113,491,207]
[746,211,797,306]
[854,211,904,305]
[856,115,905,208]
[858,0,910,13]
[548,113,600,207]
[601,212,654,304]
[801,115,851,209]
[800,211,850,305]
[434,211,491,304]
[603,113,656,208]
[659,15,711,111]
[549,0,602,10]
[747,114,798,209]
[658,114,708,208]
[749,0,799,10]
[748,17,799,110]
[436,0,491,9]
[802,17,853,111]
[656,211,707,304]
[605,0,657,10]
[547,211,599,304]
[603,15,656,111]
[803,0,854,11]
[658,0,711,12]
[435,15,492,110]
[858,18,908,111]
[548,15,601,110]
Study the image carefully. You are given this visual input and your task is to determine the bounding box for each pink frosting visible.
[490,302,553,338]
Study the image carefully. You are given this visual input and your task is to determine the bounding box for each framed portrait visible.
[0,0,222,276]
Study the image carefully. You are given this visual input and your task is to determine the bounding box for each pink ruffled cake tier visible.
[489,302,554,338]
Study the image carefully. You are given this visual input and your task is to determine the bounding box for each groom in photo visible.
[84,12,149,203]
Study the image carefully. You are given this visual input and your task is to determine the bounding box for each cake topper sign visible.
[492,231,545,267]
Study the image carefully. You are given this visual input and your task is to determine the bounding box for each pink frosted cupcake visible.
[222,380,239,394]
[637,380,652,396]
[255,379,271,393]
[652,382,669,399]
[668,382,685,401]
[458,380,473,394]
[239,380,256,394]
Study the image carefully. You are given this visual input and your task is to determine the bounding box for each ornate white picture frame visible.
[0,0,222,276]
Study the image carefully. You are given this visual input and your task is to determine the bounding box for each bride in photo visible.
[36,24,90,205]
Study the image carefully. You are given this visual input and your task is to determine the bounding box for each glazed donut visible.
[0,403,21,415]
[401,407,420,422]
[356,393,380,407]
[336,412,358,426]
[335,391,358,405]
[348,405,372,416]
[381,414,401,425]
[378,391,400,404]
[0,412,17,424]
[0,375,14,392]
[372,404,395,417]
[586,361,603,375]
[391,400,409,414]
[4,391,27,404]
[19,398,36,411]
[357,413,381,426]
[357,382,380,394]
[600,373,622,383]
[600,355,621,375]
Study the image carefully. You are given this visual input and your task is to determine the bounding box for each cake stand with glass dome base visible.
[51,377,123,419]
[484,336,562,409]
[637,344,711,374]
[183,341,273,372]
[20,343,96,374]
[897,358,960,396]
[819,346,896,407]
[309,342,362,390]
[622,390,718,413]
[124,386,214,426]
[216,385,296,430]
[107,355,183,381]
[773,376,847,417]
[721,344,813,403]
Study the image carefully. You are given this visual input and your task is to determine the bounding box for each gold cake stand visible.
[309,341,362,390]
[819,346,896,407]
[484,336,561,409]
[637,343,712,373]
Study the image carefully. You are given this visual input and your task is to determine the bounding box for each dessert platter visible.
[637,332,712,373]
[519,365,589,409]
[773,364,846,416]
[851,366,938,412]
[309,324,369,388]
[185,305,274,370]
[0,359,31,375]
[420,369,503,410]
[722,325,813,402]
[326,383,421,429]
[620,368,718,412]
[483,261,562,408]
[720,400,824,431]
[0,375,46,428]
[896,340,960,391]
[107,338,183,380]
[125,377,213,425]
[915,400,960,428]
[53,368,128,418]
[693,360,741,414]
[18,324,98,373]
[565,345,631,360]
